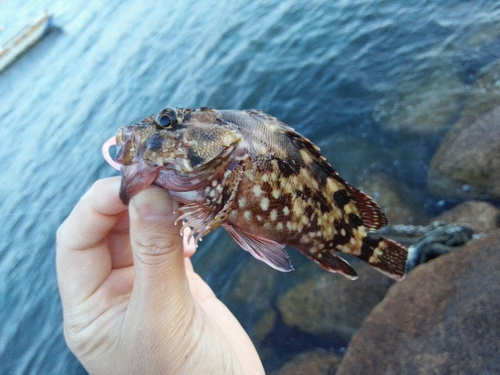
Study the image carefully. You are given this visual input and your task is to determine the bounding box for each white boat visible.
[0,11,53,72]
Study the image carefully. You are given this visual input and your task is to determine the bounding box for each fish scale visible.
[108,106,408,280]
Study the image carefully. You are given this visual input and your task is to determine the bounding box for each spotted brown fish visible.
[108,107,408,280]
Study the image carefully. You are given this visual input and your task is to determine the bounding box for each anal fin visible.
[223,224,293,272]
[304,251,358,280]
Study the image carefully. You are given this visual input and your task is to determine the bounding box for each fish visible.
[103,107,408,280]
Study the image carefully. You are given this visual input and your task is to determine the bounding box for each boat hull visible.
[0,12,53,72]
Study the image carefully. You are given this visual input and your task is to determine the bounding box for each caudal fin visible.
[357,236,408,280]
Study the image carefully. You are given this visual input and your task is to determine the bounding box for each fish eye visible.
[154,108,177,129]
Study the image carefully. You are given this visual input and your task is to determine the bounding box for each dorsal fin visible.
[347,186,388,231]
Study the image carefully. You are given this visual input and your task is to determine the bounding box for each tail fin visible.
[357,236,408,280]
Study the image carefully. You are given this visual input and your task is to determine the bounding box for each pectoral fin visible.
[223,224,293,272]
[178,162,244,244]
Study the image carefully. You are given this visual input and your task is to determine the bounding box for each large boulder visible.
[336,229,500,375]
[428,105,500,200]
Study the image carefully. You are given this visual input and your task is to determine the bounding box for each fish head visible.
[115,107,242,204]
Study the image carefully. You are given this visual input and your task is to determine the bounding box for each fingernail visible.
[133,188,176,221]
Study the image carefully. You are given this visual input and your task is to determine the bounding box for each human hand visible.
[56,177,264,375]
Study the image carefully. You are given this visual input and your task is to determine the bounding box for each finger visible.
[58,177,126,251]
[127,186,194,318]
[106,211,133,269]
[56,177,126,304]
[182,227,197,257]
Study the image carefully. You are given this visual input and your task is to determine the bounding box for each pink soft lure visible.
[102,136,120,171]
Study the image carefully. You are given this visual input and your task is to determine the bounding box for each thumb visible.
[128,186,192,315]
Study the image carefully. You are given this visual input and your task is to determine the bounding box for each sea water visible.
[1,0,499,373]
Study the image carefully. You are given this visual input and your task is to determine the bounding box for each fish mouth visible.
[103,127,160,205]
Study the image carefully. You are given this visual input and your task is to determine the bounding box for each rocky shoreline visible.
[267,41,500,375]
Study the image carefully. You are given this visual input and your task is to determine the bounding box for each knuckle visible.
[63,319,100,358]
[131,232,180,258]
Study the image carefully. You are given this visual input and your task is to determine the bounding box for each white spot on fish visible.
[244,211,252,221]
[260,197,269,211]
[270,209,278,221]
[253,185,263,197]
[238,197,247,208]
[245,170,255,181]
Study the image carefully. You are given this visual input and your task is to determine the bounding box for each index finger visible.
[56,177,127,303]
[57,177,127,251]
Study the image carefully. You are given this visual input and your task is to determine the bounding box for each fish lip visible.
[114,125,159,204]
[119,161,160,204]
[115,126,136,165]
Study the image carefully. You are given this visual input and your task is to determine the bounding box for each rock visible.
[336,229,500,375]
[432,200,500,233]
[231,259,279,311]
[428,105,500,200]
[271,350,342,375]
[357,173,423,225]
[375,68,465,136]
[253,308,277,344]
[406,223,474,271]
[276,262,393,341]
[460,59,500,126]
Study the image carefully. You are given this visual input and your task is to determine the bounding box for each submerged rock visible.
[406,223,474,271]
[428,105,500,200]
[432,200,500,234]
[231,259,279,311]
[276,262,393,342]
[336,229,500,375]
[375,68,465,136]
[459,59,500,126]
[357,173,423,225]
[271,350,342,375]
